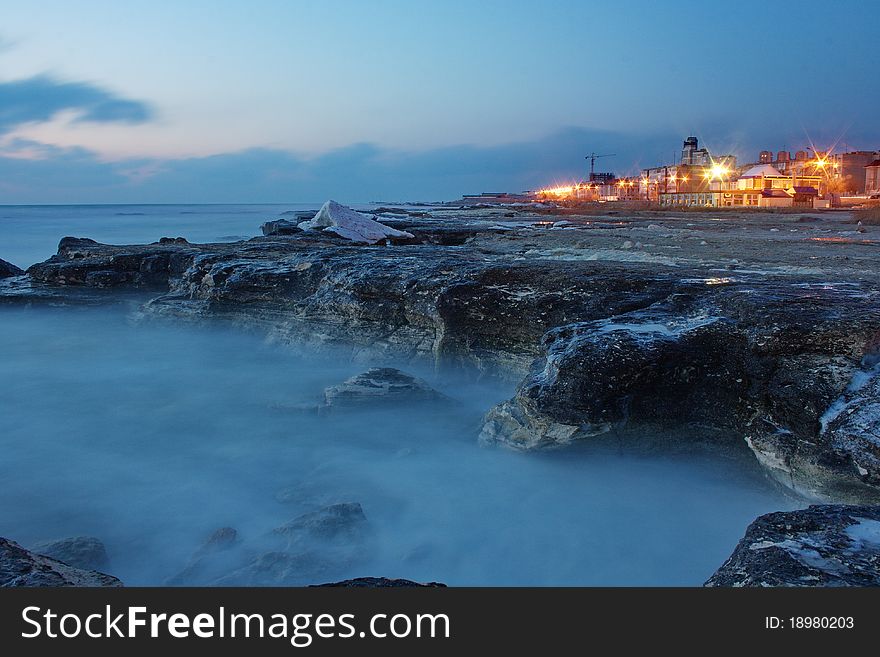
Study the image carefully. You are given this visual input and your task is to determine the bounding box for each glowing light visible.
[537,185,575,196]
[708,163,730,179]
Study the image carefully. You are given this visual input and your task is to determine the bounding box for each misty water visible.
[0,205,801,586]
[0,305,802,586]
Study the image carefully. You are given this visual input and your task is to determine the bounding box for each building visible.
[659,163,822,208]
[830,151,880,193]
[640,137,736,200]
[680,136,711,166]
[867,158,880,197]
[741,148,880,195]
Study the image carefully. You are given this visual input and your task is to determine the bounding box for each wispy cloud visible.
[0,74,154,135]
[0,127,679,204]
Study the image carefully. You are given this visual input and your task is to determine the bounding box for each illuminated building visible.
[867,158,880,197]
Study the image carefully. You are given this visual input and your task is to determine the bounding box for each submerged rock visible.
[212,551,331,587]
[298,200,414,244]
[166,527,242,586]
[273,503,368,545]
[30,536,109,571]
[197,527,238,554]
[0,258,24,278]
[312,577,446,587]
[705,505,880,587]
[1,537,122,587]
[323,368,451,409]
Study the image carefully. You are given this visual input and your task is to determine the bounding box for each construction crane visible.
[585,152,615,180]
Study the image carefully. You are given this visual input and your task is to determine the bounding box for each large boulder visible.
[1,537,122,587]
[479,289,880,502]
[705,505,880,586]
[298,201,414,244]
[30,536,109,571]
[0,258,24,278]
[323,368,451,409]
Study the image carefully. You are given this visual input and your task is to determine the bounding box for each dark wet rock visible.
[30,536,108,571]
[261,218,302,236]
[0,258,23,278]
[705,505,880,586]
[481,290,880,502]
[274,503,368,545]
[1,537,122,587]
[155,236,190,245]
[323,368,451,408]
[312,577,446,587]
[820,369,880,490]
[27,237,200,289]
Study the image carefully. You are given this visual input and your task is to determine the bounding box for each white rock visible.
[298,200,414,244]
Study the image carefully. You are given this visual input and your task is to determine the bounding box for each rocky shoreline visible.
[2,203,879,586]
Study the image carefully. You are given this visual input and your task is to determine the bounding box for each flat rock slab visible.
[705,504,880,586]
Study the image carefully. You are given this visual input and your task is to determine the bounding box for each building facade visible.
[867,159,880,196]
[659,164,822,208]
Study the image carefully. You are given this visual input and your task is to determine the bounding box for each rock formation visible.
[4,209,880,505]
[705,505,880,586]
[297,201,414,244]
[1,537,121,587]
[323,368,451,408]
[0,258,23,278]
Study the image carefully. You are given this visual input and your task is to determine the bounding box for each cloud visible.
[0,127,681,204]
[0,74,154,134]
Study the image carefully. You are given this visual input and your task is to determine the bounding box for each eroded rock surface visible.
[480,288,880,502]
[705,504,880,586]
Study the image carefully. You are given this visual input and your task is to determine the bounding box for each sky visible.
[0,0,878,203]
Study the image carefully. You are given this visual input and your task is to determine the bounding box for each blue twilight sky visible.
[0,0,878,203]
